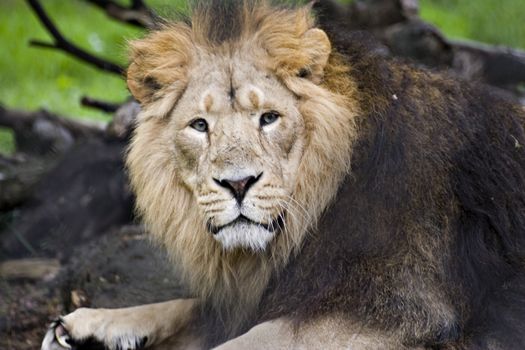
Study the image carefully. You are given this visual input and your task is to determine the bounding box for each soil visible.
[1,225,187,349]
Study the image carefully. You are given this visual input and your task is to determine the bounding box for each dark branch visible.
[28,40,57,49]
[81,96,122,113]
[131,0,146,10]
[26,0,125,75]
[83,0,157,29]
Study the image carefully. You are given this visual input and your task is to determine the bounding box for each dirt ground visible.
[1,225,188,350]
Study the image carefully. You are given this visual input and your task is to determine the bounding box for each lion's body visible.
[42,2,525,350]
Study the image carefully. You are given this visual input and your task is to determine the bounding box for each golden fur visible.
[125,0,359,334]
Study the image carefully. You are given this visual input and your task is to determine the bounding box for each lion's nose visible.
[214,173,262,204]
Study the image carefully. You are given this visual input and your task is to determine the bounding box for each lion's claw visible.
[42,319,73,350]
[54,320,72,349]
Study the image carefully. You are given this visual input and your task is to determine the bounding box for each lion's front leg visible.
[213,317,417,350]
[41,298,199,350]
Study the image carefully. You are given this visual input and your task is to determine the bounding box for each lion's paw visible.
[41,309,148,350]
[42,319,74,350]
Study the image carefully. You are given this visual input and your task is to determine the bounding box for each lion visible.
[42,1,525,349]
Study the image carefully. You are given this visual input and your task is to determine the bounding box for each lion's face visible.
[168,52,306,250]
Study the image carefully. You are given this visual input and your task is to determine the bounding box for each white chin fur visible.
[213,222,275,251]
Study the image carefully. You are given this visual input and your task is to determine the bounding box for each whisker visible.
[277,200,297,233]
[285,196,312,225]
[280,198,308,225]
[276,206,286,233]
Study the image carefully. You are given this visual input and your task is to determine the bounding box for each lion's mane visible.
[126,0,358,340]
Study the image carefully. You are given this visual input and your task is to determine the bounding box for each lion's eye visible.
[190,118,208,132]
[260,111,280,127]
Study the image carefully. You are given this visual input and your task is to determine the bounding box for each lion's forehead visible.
[185,53,289,115]
[197,83,266,115]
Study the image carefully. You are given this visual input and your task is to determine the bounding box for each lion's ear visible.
[299,28,331,84]
[127,62,163,104]
[126,27,193,105]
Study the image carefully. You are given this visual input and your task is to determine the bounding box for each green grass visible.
[419,0,525,49]
[1,0,524,155]
[0,128,15,155]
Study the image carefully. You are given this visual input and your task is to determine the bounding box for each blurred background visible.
[1,0,524,349]
[1,0,525,153]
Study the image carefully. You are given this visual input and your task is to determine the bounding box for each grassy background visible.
[420,0,525,49]
[0,0,184,154]
[1,0,524,154]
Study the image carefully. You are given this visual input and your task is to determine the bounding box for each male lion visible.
[42,1,525,349]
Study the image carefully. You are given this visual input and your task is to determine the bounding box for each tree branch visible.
[131,0,147,10]
[81,96,122,113]
[83,0,157,29]
[26,0,125,75]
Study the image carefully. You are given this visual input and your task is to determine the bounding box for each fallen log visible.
[0,154,52,211]
[0,258,60,281]
[315,0,525,101]
[0,105,106,156]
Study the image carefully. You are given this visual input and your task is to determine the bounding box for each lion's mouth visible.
[207,214,284,235]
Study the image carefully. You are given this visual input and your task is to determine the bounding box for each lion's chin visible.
[213,222,276,251]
